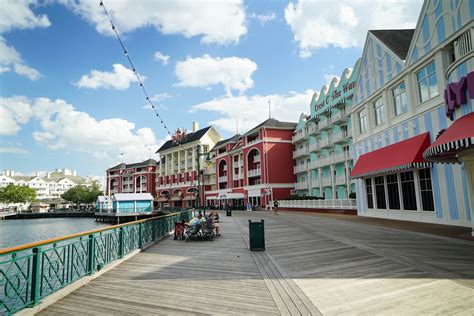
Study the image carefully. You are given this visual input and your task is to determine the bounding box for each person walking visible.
[273,200,279,215]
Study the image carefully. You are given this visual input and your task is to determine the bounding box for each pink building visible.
[205,118,296,208]
[106,159,157,197]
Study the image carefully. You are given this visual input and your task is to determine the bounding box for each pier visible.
[17,210,474,315]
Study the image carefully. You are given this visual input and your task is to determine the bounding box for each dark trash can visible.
[226,209,232,216]
[248,219,265,251]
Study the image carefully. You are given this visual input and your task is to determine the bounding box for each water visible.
[0,218,109,249]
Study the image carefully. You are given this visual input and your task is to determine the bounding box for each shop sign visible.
[445,71,474,120]
[314,81,356,113]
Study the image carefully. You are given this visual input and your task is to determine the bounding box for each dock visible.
[38,211,474,315]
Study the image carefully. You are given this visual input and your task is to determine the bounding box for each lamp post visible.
[195,144,211,216]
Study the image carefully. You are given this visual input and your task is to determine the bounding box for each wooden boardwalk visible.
[39,211,474,315]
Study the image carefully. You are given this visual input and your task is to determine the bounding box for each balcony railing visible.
[294,163,308,174]
[310,179,320,188]
[247,168,261,177]
[247,138,260,146]
[319,137,332,149]
[306,123,317,135]
[309,142,319,152]
[294,181,308,190]
[292,130,306,143]
[308,160,319,170]
[321,177,332,187]
[293,147,309,158]
[233,174,241,180]
[318,118,330,130]
[335,175,347,185]
[279,199,357,210]
[253,155,261,163]
[331,110,347,124]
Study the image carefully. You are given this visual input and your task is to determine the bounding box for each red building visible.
[106,159,157,196]
[205,118,296,208]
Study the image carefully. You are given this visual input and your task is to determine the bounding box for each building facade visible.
[293,59,360,199]
[105,159,157,197]
[205,118,296,208]
[155,123,222,208]
[350,0,474,229]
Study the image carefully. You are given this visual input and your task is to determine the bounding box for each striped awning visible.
[423,112,474,163]
[350,132,432,178]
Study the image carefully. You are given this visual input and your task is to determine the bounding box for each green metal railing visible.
[0,210,192,315]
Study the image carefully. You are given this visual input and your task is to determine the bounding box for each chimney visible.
[192,121,199,132]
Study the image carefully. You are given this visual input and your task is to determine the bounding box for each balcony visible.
[309,142,320,152]
[318,156,332,167]
[216,151,227,158]
[306,123,317,135]
[233,174,241,180]
[294,181,308,190]
[292,130,307,143]
[248,168,261,177]
[319,137,333,149]
[331,110,347,124]
[335,175,347,185]
[247,138,260,146]
[218,175,227,183]
[293,147,309,158]
[253,155,261,163]
[318,118,331,130]
[308,160,319,170]
[310,179,320,188]
[321,177,332,187]
[294,163,308,174]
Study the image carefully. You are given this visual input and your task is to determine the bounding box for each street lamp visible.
[195,144,211,216]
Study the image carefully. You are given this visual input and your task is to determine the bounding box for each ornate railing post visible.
[138,223,143,249]
[118,227,125,259]
[87,234,95,275]
[152,220,157,241]
[30,247,42,306]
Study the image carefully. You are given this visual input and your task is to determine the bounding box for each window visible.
[419,169,435,211]
[416,61,439,103]
[386,174,400,210]
[373,97,385,126]
[365,179,373,209]
[358,108,368,133]
[375,176,387,209]
[401,171,417,210]
[392,81,408,116]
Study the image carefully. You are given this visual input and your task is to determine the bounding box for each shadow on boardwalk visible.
[39,211,474,315]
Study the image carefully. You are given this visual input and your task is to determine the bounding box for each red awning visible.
[424,112,474,163]
[350,132,431,178]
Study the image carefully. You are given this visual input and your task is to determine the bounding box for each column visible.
[184,150,188,170]
[192,146,196,170]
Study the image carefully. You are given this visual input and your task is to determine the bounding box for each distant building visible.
[155,122,222,208]
[105,159,157,197]
[205,118,296,208]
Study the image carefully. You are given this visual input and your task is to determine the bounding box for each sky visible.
[0,0,424,177]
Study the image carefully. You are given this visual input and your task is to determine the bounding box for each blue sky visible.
[0,0,423,177]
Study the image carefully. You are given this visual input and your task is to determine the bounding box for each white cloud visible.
[0,36,42,80]
[0,0,51,33]
[0,96,165,162]
[175,54,258,96]
[250,12,276,25]
[190,90,314,133]
[0,1,50,79]
[154,51,170,65]
[74,64,140,90]
[60,0,247,45]
[150,93,172,101]
[0,147,30,154]
[285,0,423,58]
[0,96,34,135]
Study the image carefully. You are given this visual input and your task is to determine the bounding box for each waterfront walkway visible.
[39,211,474,315]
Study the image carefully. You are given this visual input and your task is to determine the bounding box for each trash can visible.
[248,219,265,251]
[226,209,232,216]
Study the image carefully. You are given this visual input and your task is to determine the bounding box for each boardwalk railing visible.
[0,210,192,315]
[280,199,357,209]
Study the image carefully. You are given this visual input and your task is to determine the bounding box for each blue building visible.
[111,193,153,213]
[96,195,110,211]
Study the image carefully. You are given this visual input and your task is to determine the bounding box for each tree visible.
[0,184,36,204]
[62,184,103,206]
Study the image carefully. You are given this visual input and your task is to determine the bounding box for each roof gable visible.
[353,32,410,106]
[244,118,296,136]
[157,126,213,152]
[406,0,474,66]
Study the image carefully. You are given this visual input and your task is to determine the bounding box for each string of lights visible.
[99,0,182,146]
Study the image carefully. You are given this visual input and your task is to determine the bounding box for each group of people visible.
[188,211,221,236]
